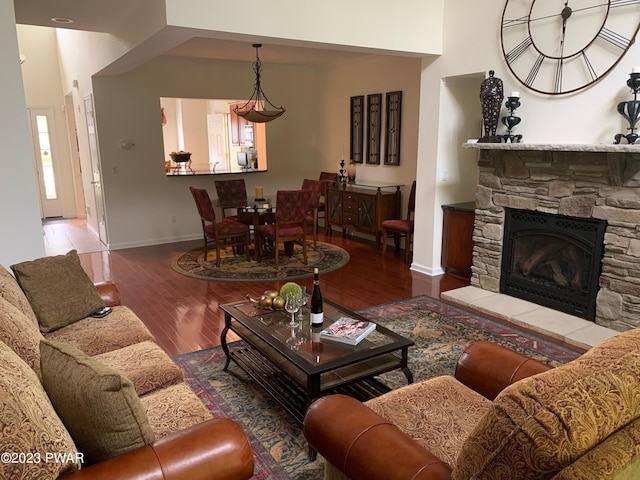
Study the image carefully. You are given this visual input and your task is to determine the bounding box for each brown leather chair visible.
[189,187,250,267]
[382,180,416,263]
[302,179,325,249]
[255,190,311,270]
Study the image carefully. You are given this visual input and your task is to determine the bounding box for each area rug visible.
[170,241,349,282]
[172,295,586,479]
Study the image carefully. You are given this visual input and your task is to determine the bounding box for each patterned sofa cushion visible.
[140,383,212,439]
[11,250,105,333]
[95,340,184,396]
[365,375,491,466]
[453,329,640,479]
[0,340,80,480]
[0,297,44,379]
[40,339,156,465]
[44,305,155,356]
[0,264,38,325]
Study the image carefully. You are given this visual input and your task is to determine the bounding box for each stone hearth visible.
[464,143,640,332]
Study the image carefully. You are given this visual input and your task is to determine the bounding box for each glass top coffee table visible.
[219,298,414,427]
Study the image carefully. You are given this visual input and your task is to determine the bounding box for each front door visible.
[28,107,63,218]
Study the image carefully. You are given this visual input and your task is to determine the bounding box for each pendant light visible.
[233,44,285,123]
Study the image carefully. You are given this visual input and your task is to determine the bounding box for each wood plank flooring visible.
[73,228,468,356]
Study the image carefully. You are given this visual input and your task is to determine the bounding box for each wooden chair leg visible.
[245,233,251,262]
[215,242,222,267]
[313,210,318,250]
[302,237,308,265]
[274,239,280,271]
[255,233,262,262]
[405,233,412,264]
[382,228,388,256]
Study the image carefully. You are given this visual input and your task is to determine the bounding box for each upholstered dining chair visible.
[382,180,416,264]
[214,179,248,221]
[189,187,250,267]
[318,172,339,233]
[255,190,311,270]
[301,179,325,250]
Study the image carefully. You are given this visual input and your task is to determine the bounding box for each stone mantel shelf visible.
[463,142,640,153]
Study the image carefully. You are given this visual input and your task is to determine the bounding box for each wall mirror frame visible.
[160,97,268,176]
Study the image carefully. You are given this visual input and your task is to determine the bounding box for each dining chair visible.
[189,187,251,267]
[301,179,325,250]
[255,190,311,270]
[214,179,248,221]
[381,180,416,264]
[318,172,339,234]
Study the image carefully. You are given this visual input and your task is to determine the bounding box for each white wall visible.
[411,0,640,276]
[90,55,321,249]
[165,0,444,56]
[0,0,45,266]
[317,55,423,222]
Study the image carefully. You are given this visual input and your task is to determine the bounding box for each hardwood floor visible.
[75,228,469,356]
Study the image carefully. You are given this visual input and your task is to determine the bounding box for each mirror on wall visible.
[160,97,268,176]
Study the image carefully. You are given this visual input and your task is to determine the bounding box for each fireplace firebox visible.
[500,209,607,320]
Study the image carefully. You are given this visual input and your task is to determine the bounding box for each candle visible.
[632,66,640,74]
[510,91,520,98]
[255,186,263,199]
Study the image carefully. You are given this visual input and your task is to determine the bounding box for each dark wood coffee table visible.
[219,299,414,429]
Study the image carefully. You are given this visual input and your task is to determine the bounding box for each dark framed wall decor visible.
[384,91,402,166]
[366,93,382,165]
[350,96,364,163]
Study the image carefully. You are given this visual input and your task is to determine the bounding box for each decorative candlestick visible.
[339,159,347,186]
[501,94,523,143]
[614,71,640,145]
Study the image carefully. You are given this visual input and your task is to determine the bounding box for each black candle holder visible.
[501,96,522,143]
[614,72,640,145]
[339,159,347,185]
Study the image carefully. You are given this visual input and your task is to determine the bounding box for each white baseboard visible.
[410,262,445,277]
[108,234,201,250]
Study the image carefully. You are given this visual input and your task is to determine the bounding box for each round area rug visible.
[170,241,349,282]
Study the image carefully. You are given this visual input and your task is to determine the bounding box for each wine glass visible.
[285,293,302,327]
[296,287,308,321]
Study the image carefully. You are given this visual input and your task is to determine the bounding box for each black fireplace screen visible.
[500,209,606,320]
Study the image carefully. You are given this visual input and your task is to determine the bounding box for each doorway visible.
[27,107,63,218]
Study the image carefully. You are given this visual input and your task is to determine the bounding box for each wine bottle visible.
[310,267,324,326]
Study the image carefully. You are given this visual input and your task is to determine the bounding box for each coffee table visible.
[219,298,414,429]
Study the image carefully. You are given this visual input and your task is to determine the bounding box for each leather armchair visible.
[305,331,640,479]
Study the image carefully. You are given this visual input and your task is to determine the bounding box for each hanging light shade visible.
[233,44,285,123]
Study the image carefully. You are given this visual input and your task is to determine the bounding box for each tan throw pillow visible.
[39,339,156,465]
[0,341,80,479]
[11,250,105,333]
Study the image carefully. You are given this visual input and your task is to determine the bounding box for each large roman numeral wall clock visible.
[501,1,640,95]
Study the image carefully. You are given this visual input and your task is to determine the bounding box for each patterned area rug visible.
[170,241,349,282]
[172,295,585,479]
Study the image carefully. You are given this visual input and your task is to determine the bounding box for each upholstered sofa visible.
[304,330,640,480]
[0,252,254,480]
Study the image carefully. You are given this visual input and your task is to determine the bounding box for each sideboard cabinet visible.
[326,184,401,249]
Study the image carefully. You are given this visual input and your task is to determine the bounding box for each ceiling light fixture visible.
[51,17,74,24]
[233,44,285,123]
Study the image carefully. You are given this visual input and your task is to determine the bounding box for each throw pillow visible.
[0,297,44,379]
[39,339,155,465]
[0,264,38,325]
[11,250,105,333]
[0,340,80,479]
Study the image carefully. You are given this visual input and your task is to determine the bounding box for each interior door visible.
[207,113,228,173]
[84,95,108,244]
[27,107,63,218]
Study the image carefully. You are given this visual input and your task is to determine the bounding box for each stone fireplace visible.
[467,143,640,332]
